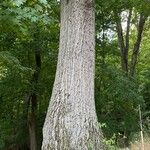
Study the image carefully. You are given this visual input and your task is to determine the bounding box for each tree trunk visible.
[28,93,38,150]
[42,0,104,149]
[28,47,41,150]
[114,10,147,76]
[130,14,147,76]
[114,11,129,74]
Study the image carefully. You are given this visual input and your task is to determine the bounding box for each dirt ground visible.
[130,140,150,150]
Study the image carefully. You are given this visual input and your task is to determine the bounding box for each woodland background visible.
[0,0,150,149]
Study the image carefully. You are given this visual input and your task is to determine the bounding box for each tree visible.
[42,0,104,149]
[114,10,147,76]
[0,1,59,149]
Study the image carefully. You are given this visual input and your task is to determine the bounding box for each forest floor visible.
[130,140,150,150]
[120,138,150,150]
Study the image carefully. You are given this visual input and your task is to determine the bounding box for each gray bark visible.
[42,0,104,149]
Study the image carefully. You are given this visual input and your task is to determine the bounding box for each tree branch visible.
[125,8,132,52]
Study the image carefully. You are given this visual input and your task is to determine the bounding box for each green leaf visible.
[39,0,47,5]
[12,0,27,7]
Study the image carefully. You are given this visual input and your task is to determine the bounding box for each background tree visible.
[0,0,59,149]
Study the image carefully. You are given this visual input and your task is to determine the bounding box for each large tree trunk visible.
[42,0,104,149]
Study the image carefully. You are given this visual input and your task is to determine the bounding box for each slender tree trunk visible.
[28,47,41,150]
[130,14,147,76]
[125,9,132,54]
[114,11,128,73]
[114,9,132,74]
[42,0,104,149]
[139,105,144,150]
[29,93,38,150]
[115,10,147,77]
